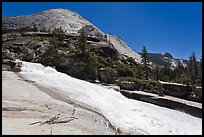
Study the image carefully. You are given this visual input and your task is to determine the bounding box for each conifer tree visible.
[78,31,87,54]
[155,65,159,81]
[141,46,150,80]
[52,27,65,41]
[197,58,202,86]
[188,52,198,84]
[174,60,183,80]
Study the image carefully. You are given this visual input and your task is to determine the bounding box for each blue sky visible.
[2,2,202,60]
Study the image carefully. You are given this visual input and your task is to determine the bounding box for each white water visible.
[20,61,202,135]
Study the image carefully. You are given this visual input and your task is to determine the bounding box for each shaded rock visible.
[163,52,173,59]
[2,59,22,72]
[79,25,105,41]
[162,83,190,98]
[193,86,202,99]
[120,90,202,118]
[2,49,16,60]
[98,68,118,84]
[12,61,22,72]
[161,83,202,102]
[29,41,43,49]
[2,32,21,42]
[118,81,140,91]
[90,42,118,59]
[2,59,16,71]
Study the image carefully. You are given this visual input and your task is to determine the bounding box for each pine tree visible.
[174,60,184,81]
[52,27,65,41]
[197,58,202,86]
[188,52,198,84]
[141,46,150,80]
[155,65,159,81]
[177,60,182,76]
[161,63,170,81]
[78,31,87,54]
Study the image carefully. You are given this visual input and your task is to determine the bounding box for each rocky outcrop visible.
[161,82,202,102]
[90,42,119,59]
[120,90,202,118]
[55,59,94,80]
[118,81,139,91]
[106,33,141,63]
[2,34,50,63]
[2,59,22,72]
[194,87,202,99]
[2,29,120,82]
[79,25,105,41]
[162,83,190,98]
[2,59,16,71]
[98,68,118,84]
[2,9,142,64]
[163,52,173,59]
[143,53,188,69]
[2,9,104,35]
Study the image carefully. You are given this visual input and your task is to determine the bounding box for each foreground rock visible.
[2,71,116,135]
[120,90,202,118]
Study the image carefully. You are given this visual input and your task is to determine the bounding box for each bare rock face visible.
[2,9,104,36]
[2,33,50,62]
[106,34,142,63]
[163,52,173,59]
[2,9,142,63]
[79,25,106,41]
[2,71,116,135]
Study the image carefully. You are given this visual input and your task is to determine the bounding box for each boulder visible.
[193,87,202,99]
[12,61,22,72]
[2,59,16,71]
[118,81,139,91]
[98,68,118,84]
[2,59,22,72]
[162,84,189,97]
[2,49,16,60]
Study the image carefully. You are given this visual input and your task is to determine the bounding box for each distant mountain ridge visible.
[138,52,188,69]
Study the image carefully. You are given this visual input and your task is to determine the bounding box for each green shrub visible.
[97,56,113,68]
[86,52,98,66]
[134,67,143,79]
[49,37,58,47]
[118,77,164,94]
[83,52,99,80]
[52,27,65,41]
[127,57,135,64]
[104,66,113,71]
[118,64,134,77]
[195,79,202,87]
